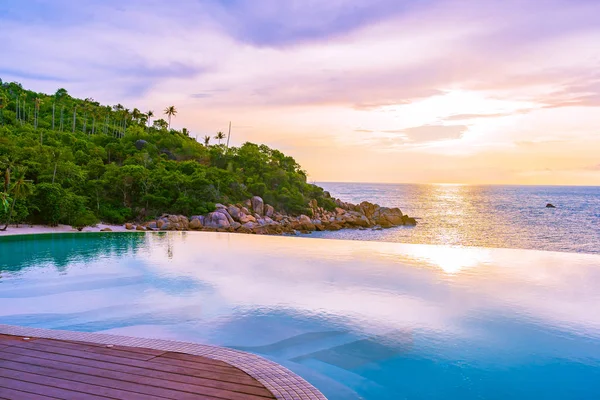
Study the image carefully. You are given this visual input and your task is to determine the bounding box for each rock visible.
[215,203,227,209]
[297,214,316,231]
[230,222,242,230]
[239,214,256,224]
[546,203,556,208]
[134,139,148,150]
[189,218,203,230]
[372,225,383,231]
[243,199,252,210]
[402,216,417,226]
[265,204,275,218]
[215,208,235,225]
[160,148,176,160]
[251,196,264,216]
[146,221,158,230]
[227,205,242,221]
[160,222,171,230]
[100,228,112,232]
[125,223,134,230]
[136,225,145,231]
[204,212,231,229]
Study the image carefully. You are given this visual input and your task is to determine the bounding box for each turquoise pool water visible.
[1,232,600,399]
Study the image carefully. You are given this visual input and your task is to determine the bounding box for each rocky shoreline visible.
[119,195,417,235]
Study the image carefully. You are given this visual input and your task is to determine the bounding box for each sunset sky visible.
[1,0,599,185]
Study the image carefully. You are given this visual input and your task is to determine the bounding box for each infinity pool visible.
[1,232,600,399]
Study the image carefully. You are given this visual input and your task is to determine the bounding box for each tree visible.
[146,110,154,130]
[164,105,177,129]
[0,93,5,126]
[1,167,33,231]
[215,131,225,145]
[203,135,211,146]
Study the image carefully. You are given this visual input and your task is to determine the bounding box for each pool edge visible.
[0,324,328,400]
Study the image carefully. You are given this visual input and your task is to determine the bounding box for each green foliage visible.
[0,79,334,227]
[32,183,64,226]
[73,210,99,231]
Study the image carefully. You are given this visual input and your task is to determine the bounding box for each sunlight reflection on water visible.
[313,183,600,254]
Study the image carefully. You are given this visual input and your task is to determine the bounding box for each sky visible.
[1,0,599,185]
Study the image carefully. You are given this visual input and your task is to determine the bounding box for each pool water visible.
[1,232,600,399]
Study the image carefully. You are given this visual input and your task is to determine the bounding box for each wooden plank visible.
[159,351,237,368]
[7,341,174,367]
[0,360,229,400]
[34,338,166,357]
[0,334,37,344]
[0,373,108,400]
[0,386,58,400]
[0,352,273,399]
[150,355,247,376]
[20,339,158,361]
[1,345,265,388]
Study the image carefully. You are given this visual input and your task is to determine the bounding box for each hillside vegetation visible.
[0,79,335,229]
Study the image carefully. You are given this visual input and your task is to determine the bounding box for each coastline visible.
[0,223,130,237]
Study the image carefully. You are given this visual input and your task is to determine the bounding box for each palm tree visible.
[0,94,5,126]
[146,110,154,130]
[132,108,141,123]
[164,106,177,129]
[1,167,33,231]
[215,131,225,145]
[203,135,211,146]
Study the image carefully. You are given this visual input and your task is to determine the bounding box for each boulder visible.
[189,218,203,230]
[546,203,556,208]
[203,212,231,229]
[125,223,134,230]
[215,203,227,209]
[160,148,176,160]
[265,204,275,218]
[230,221,242,230]
[402,215,417,226]
[146,221,158,230]
[251,196,264,216]
[215,208,235,225]
[239,214,257,224]
[227,205,242,221]
[134,139,148,150]
[135,225,145,231]
[297,214,316,231]
[100,228,112,232]
[160,222,171,230]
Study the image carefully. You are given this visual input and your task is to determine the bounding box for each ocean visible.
[311,183,600,255]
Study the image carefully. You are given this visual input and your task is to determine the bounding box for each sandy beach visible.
[0,223,130,237]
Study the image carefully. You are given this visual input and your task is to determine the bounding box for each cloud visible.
[401,125,468,143]
[444,112,523,121]
[203,0,431,47]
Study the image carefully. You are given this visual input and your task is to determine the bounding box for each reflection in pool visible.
[1,232,600,399]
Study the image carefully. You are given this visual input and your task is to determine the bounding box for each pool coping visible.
[0,324,327,400]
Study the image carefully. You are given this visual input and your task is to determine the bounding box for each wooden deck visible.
[0,334,276,400]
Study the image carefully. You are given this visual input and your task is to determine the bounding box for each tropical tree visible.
[215,131,226,145]
[164,105,177,129]
[146,110,154,130]
[0,93,4,126]
[203,135,211,146]
[1,167,33,231]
